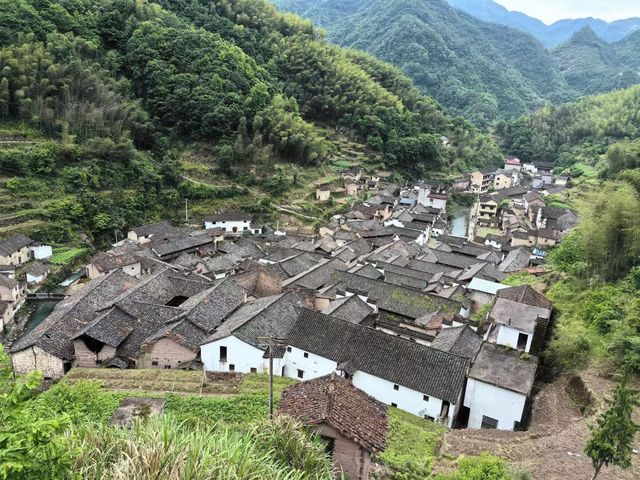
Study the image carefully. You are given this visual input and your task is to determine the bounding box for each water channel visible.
[448,206,470,238]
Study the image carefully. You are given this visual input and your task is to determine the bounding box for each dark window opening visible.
[232,226,238,233]
[63,362,72,374]
[481,415,499,429]
[393,384,399,391]
[220,346,227,362]
[320,435,335,456]
[281,366,285,376]
[82,335,105,354]
[391,402,398,408]
[423,395,429,402]
[250,368,257,373]
[165,295,189,307]
[229,364,235,371]
[424,415,435,422]
[440,401,450,420]
[286,346,292,352]
[152,361,158,366]
[517,333,528,351]
[95,359,103,365]
[303,352,309,358]
[297,369,304,379]
[164,365,171,369]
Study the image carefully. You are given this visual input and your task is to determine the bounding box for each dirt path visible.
[438,373,640,479]
[272,204,321,222]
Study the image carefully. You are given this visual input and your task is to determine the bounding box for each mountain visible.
[552,27,640,96]
[447,0,640,48]
[274,0,573,126]
[0,0,501,243]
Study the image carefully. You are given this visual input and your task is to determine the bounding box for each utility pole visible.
[185,198,189,223]
[257,336,288,419]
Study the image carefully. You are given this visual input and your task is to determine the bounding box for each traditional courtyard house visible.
[127,221,177,244]
[282,309,469,426]
[278,373,388,480]
[504,156,522,171]
[493,170,513,190]
[10,270,142,378]
[463,342,538,430]
[345,179,360,196]
[315,184,332,201]
[204,213,261,235]
[86,252,142,280]
[0,234,33,266]
[322,294,375,325]
[282,258,350,291]
[0,273,24,304]
[200,291,305,374]
[230,269,282,299]
[341,168,362,183]
[466,277,508,313]
[469,169,494,193]
[451,176,470,191]
[510,230,535,248]
[151,235,217,262]
[535,228,559,248]
[25,261,50,286]
[523,191,545,213]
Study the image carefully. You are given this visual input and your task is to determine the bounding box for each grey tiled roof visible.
[0,274,18,288]
[469,342,538,395]
[327,271,461,320]
[323,295,373,324]
[431,326,483,361]
[496,285,552,310]
[282,258,349,290]
[288,309,469,403]
[0,234,33,257]
[202,292,298,347]
[180,280,246,333]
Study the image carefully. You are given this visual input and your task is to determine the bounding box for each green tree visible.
[584,368,640,480]
[0,346,74,480]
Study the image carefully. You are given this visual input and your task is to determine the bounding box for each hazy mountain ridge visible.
[447,0,640,47]
[274,0,573,126]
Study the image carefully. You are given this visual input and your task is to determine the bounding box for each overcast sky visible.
[493,0,640,24]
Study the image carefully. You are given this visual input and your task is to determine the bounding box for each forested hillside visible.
[552,27,640,96]
[274,0,573,126]
[0,0,501,244]
[447,0,640,47]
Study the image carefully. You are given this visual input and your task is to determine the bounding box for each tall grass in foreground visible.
[72,415,334,480]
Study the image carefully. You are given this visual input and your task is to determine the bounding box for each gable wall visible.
[138,338,197,369]
[201,336,278,374]
[11,346,65,379]
[463,378,527,430]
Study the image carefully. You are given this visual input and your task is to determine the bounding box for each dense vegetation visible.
[447,0,640,48]
[552,27,640,97]
[275,0,574,126]
[0,0,502,245]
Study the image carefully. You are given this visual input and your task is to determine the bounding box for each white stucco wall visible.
[282,346,337,380]
[352,370,454,427]
[494,325,532,353]
[205,220,259,234]
[201,336,278,374]
[463,378,527,430]
[31,245,52,260]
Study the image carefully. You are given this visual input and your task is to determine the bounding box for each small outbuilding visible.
[278,373,388,480]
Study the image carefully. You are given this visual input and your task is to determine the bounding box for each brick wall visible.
[73,339,117,367]
[312,423,371,480]
[137,338,197,369]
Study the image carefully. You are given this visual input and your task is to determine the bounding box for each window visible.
[423,395,429,402]
[286,346,292,352]
[152,361,159,366]
[243,226,248,231]
[391,402,397,408]
[393,384,399,391]
[95,359,103,365]
[297,369,304,379]
[481,416,499,430]
[229,364,235,372]
[164,365,171,369]
[303,352,309,358]
[424,415,435,422]
[220,346,228,362]
[250,367,257,373]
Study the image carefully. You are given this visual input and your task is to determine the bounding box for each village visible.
[0,156,578,479]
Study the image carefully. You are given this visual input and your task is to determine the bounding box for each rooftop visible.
[469,342,538,395]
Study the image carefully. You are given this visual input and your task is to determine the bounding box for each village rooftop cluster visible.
[0,157,576,477]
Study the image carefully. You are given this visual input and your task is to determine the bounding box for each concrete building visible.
[204,213,261,235]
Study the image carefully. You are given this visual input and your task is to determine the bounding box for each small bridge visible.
[27,292,67,301]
